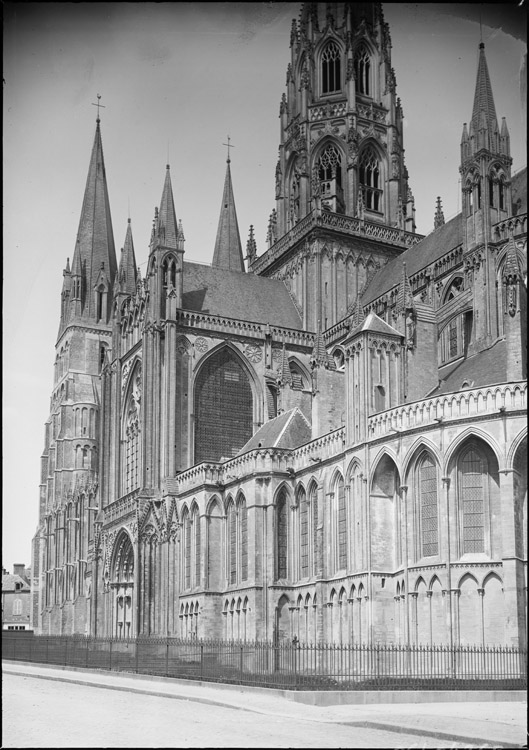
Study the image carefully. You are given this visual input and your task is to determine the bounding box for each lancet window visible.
[321,41,341,94]
[417,453,439,558]
[354,45,371,95]
[359,147,382,212]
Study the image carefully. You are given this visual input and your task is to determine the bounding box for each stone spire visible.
[310,321,335,369]
[212,158,245,272]
[396,262,414,313]
[246,224,257,266]
[116,219,138,297]
[471,42,498,137]
[434,196,445,229]
[74,118,117,320]
[277,343,292,386]
[154,165,179,251]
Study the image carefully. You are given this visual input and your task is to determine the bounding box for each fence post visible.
[13,636,16,661]
[135,637,139,674]
[240,645,244,683]
[46,637,49,664]
[165,639,169,678]
[109,638,112,671]
[86,637,89,669]
[200,644,204,682]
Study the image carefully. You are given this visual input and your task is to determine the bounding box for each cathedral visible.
[32,3,527,649]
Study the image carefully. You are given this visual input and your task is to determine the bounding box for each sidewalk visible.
[3,660,527,748]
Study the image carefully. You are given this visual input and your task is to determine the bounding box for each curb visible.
[4,664,525,748]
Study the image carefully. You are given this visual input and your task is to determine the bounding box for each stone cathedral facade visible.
[32,3,527,648]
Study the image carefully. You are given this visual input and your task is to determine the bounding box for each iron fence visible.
[2,632,526,691]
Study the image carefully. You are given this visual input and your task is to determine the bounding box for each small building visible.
[2,565,31,630]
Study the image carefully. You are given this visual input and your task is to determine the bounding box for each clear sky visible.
[3,3,526,573]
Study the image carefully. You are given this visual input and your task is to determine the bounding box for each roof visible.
[182,261,303,329]
[433,339,509,395]
[362,214,463,306]
[238,407,311,454]
[2,574,30,593]
[356,312,401,337]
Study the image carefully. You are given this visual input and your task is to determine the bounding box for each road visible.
[2,672,476,748]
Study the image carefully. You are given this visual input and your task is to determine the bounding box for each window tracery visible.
[321,41,341,94]
[354,45,371,95]
[359,147,381,212]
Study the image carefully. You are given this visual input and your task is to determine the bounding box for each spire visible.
[471,42,498,138]
[74,119,117,320]
[117,219,138,297]
[246,225,257,265]
[277,343,293,386]
[396,262,414,313]
[349,293,364,331]
[212,158,245,272]
[310,321,335,370]
[434,196,445,229]
[155,165,179,250]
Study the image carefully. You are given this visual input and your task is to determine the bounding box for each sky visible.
[3,2,526,573]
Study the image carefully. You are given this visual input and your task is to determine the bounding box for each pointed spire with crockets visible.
[74,118,117,320]
[396,262,414,314]
[310,321,335,370]
[349,292,365,332]
[434,196,445,229]
[154,165,179,251]
[277,343,293,386]
[471,43,498,137]
[116,219,138,297]
[212,157,245,272]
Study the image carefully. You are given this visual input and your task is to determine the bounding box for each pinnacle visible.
[156,165,179,250]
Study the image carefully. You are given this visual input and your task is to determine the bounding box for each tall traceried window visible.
[321,41,341,94]
[354,44,371,95]
[359,147,382,212]
[228,501,237,585]
[183,510,191,589]
[459,447,486,554]
[318,144,343,189]
[193,505,201,588]
[417,453,439,557]
[298,487,309,578]
[310,483,319,576]
[336,476,347,570]
[194,349,253,463]
[276,489,288,580]
[240,498,248,582]
[122,364,142,495]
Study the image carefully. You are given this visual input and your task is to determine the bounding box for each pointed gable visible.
[75,120,117,319]
[212,160,245,272]
[359,312,401,337]
[156,165,178,250]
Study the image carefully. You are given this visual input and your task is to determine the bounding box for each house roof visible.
[182,261,303,329]
[433,339,509,395]
[2,574,30,593]
[238,407,311,453]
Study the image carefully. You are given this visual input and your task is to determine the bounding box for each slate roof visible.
[362,214,463,306]
[433,339,509,395]
[238,407,311,454]
[2,574,30,593]
[182,261,303,329]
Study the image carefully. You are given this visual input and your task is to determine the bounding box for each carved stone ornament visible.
[272,348,282,362]
[244,344,263,364]
[194,337,208,353]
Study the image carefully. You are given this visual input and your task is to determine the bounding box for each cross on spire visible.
[223,135,234,163]
[92,94,106,122]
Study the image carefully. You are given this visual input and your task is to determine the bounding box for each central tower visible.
[251,2,420,334]
[275,2,414,234]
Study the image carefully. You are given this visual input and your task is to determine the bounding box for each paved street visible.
[2,664,526,748]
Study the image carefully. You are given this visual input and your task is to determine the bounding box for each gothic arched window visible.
[354,44,371,95]
[240,496,248,582]
[276,489,288,580]
[122,365,142,495]
[298,486,308,578]
[336,475,347,571]
[417,453,439,558]
[194,348,253,463]
[459,446,487,554]
[321,41,341,94]
[359,147,382,212]
[310,483,318,577]
[318,144,343,189]
[227,501,237,585]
